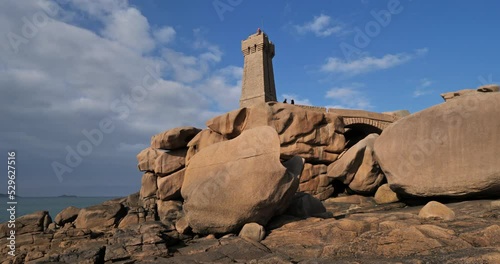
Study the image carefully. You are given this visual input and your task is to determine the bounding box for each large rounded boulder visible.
[374,93,500,198]
[181,126,303,234]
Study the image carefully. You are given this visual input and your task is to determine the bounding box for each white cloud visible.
[153,26,176,44]
[420,78,432,87]
[0,0,242,194]
[6,68,49,85]
[192,28,223,62]
[413,78,434,97]
[65,0,157,54]
[101,7,155,53]
[321,49,428,76]
[197,66,243,110]
[163,49,201,83]
[294,14,343,37]
[162,31,224,84]
[325,83,372,110]
[162,48,220,84]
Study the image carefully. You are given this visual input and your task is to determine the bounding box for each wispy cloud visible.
[153,26,176,44]
[283,2,292,17]
[321,48,428,76]
[294,14,343,37]
[413,78,434,97]
[197,66,243,111]
[325,83,372,110]
[161,30,223,84]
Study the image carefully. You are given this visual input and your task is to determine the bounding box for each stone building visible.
[238,29,404,148]
[239,29,277,108]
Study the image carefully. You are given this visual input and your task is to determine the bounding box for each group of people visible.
[283,99,295,104]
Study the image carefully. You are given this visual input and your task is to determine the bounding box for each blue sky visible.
[1,0,499,196]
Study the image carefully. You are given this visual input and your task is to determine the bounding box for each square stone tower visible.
[239,30,277,108]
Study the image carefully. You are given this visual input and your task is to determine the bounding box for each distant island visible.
[0,193,23,197]
[57,195,77,198]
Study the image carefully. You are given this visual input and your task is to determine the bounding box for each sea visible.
[0,196,118,223]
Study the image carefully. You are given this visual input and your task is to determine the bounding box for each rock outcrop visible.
[3,92,500,262]
[156,168,184,201]
[139,172,157,199]
[156,200,183,223]
[54,206,80,226]
[4,198,500,263]
[440,84,499,102]
[181,126,303,234]
[191,102,346,201]
[74,203,126,229]
[297,163,333,200]
[137,147,186,175]
[261,199,500,263]
[375,93,500,198]
[135,126,200,209]
[0,211,51,237]
[185,129,226,163]
[150,126,201,150]
[203,102,345,163]
[5,26,500,263]
[327,133,384,194]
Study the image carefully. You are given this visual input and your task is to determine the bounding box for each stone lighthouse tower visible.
[239,29,277,108]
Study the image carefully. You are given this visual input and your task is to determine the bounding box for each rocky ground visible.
[1,196,499,263]
[2,88,499,263]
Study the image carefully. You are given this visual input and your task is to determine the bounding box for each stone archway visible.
[328,108,399,148]
[343,123,382,149]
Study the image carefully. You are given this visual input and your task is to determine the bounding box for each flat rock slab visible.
[169,236,276,263]
[151,126,201,150]
[0,211,51,236]
[137,147,186,175]
[262,199,500,262]
[74,203,126,229]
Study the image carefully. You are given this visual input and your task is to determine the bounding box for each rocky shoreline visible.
[1,196,499,263]
[1,87,499,263]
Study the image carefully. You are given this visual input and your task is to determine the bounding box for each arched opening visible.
[343,123,382,149]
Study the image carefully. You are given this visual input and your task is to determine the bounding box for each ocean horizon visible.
[1,196,119,223]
